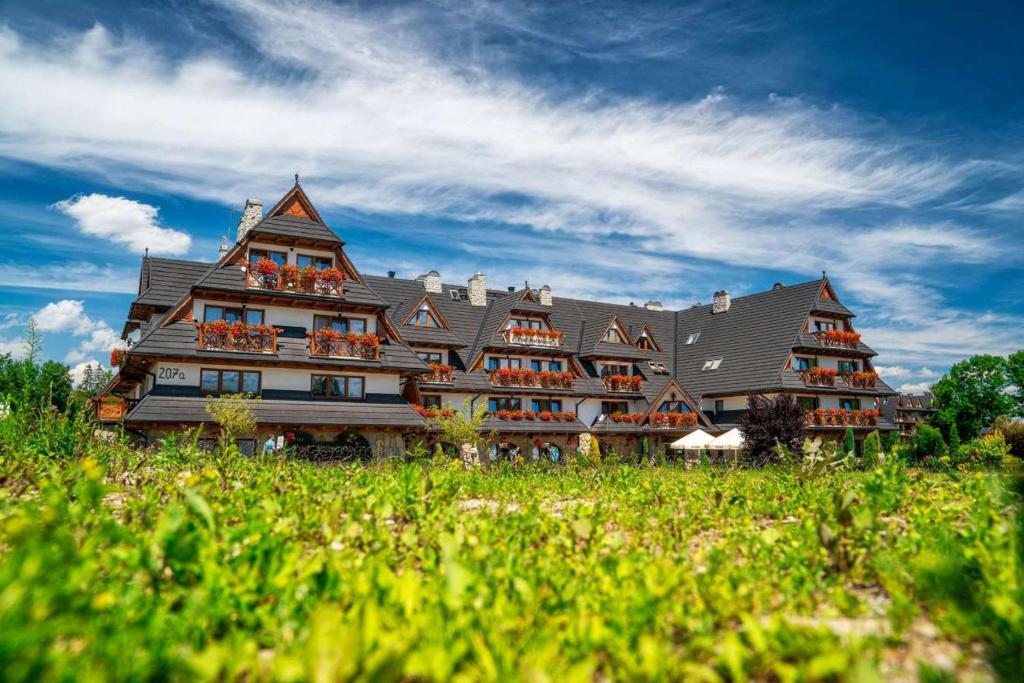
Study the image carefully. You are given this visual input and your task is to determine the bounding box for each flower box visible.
[422,363,454,384]
[806,408,879,426]
[109,348,126,367]
[504,327,563,348]
[649,412,698,429]
[490,410,577,422]
[800,367,837,387]
[608,412,645,423]
[841,371,878,388]
[814,329,861,348]
[413,405,457,419]
[309,330,381,360]
[246,263,344,297]
[195,320,279,353]
[489,367,573,389]
[603,374,642,392]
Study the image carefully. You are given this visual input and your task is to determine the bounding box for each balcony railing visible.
[246,262,344,297]
[95,398,138,422]
[813,330,861,349]
[804,409,879,427]
[503,327,563,348]
[606,412,645,424]
[489,368,574,389]
[841,371,878,388]
[196,321,279,353]
[603,374,642,392]
[800,368,837,387]
[489,410,578,423]
[308,331,380,360]
[649,412,698,429]
[421,363,454,384]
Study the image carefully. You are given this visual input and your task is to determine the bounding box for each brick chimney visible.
[539,284,552,306]
[235,198,263,242]
[417,270,442,293]
[712,290,731,314]
[644,299,663,311]
[468,272,487,306]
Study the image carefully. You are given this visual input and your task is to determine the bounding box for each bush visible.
[737,394,805,466]
[961,433,1011,468]
[948,421,960,453]
[588,435,602,465]
[913,424,946,463]
[883,430,900,453]
[844,427,855,456]
[994,417,1024,460]
[863,431,881,468]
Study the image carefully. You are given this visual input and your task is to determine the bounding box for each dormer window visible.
[413,307,438,327]
[793,356,815,371]
[637,335,654,350]
[509,318,544,330]
[814,320,837,332]
[604,327,626,343]
[685,332,701,345]
[702,358,722,371]
[600,363,630,377]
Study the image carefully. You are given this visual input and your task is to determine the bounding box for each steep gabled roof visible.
[395,293,466,347]
[249,215,343,245]
[131,257,211,310]
[265,181,325,224]
[673,279,825,398]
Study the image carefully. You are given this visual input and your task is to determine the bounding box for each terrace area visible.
[195,321,279,354]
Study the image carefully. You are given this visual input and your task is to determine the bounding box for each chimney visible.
[772,281,785,290]
[644,299,662,311]
[416,270,442,293]
[468,272,487,306]
[218,240,228,258]
[235,198,263,242]
[712,290,731,314]
[539,284,552,306]
[387,271,396,278]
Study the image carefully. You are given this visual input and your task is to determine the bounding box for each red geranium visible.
[253,257,280,277]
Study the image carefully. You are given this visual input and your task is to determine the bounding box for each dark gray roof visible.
[249,215,342,244]
[133,257,212,309]
[129,320,428,373]
[126,388,424,427]
[810,298,854,317]
[191,261,389,308]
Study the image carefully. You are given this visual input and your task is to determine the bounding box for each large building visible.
[98,183,898,460]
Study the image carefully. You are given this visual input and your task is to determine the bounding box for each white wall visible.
[247,241,336,265]
[152,361,400,394]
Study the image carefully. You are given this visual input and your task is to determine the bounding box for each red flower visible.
[253,257,280,277]
[318,267,345,284]
[109,348,126,367]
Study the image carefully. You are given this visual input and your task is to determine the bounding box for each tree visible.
[431,398,492,459]
[913,424,946,463]
[588,434,602,465]
[843,427,855,456]
[737,394,805,466]
[882,430,900,454]
[931,354,1015,440]
[1006,349,1024,413]
[204,393,259,452]
[948,421,960,454]
[863,431,881,468]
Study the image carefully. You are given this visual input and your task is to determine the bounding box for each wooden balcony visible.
[95,398,138,422]
[246,267,343,297]
[308,331,381,360]
[813,330,861,349]
[196,322,279,353]
[602,374,642,392]
[489,368,574,389]
[503,327,563,349]
[804,409,879,427]
[649,412,698,429]
[841,372,878,389]
[800,368,837,387]
[421,364,454,384]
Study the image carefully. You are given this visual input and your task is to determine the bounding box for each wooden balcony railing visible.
[246,264,343,297]
[813,330,861,349]
[841,371,878,388]
[800,368,837,387]
[95,398,139,422]
[603,374,642,392]
[489,368,574,389]
[196,321,279,353]
[804,409,879,427]
[649,412,698,429]
[308,331,381,360]
[421,363,454,384]
[503,327,563,348]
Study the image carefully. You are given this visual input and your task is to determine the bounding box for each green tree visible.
[931,354,1014,439]
[882,430,900,453]
[588,435,602,465]
[913,424,946,463]
[844,427,855,456]
[1007,349,1024,413]
[204,393,259,452]
[863,431,881,468]
[431,398,492,462]
[947,421,960,454]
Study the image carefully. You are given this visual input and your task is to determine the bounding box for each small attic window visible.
[449,289,462,300]
[686,332,701,345]
[412,306,438,328]
[702,358,722,371]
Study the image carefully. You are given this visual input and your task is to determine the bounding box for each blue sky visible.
[1,0,1022,392]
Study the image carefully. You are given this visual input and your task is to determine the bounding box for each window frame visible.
[603,326,627,344]
[531,398,562,413]
[839,397,861,411]
[200,368,262,395]
[601,401,629,415]
[310,374,366,400]
[422,394,442,409]
[838,360,859,374]
[799,396,819,410]
[248,248,287,267]
[659,400,686,413]
[793,356,816,371]
[296,254,334,271]
[417,351,443,365]
[412,308,438,328]
[600,363,630,377]
[714,399,724,413]
[313,315,367,334]
[487,397,522,412]
[204,305,264,325]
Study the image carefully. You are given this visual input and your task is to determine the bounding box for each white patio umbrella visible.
[669,429,715,451]
[709,428,745,450]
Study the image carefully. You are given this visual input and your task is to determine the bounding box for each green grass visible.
[0,426,1020,681]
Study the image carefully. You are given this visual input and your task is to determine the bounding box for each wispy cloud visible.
[0,262,136,293]
[52,193,191,255]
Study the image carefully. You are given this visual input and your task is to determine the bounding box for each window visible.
[204,306,264,325]
[422,394,442,409]
[311,374,365,399]
[685,332,701,345]
[488,397,521,411]
[487,357,522,370]
[411,306,439,327]
[248,248,286,267]
[603,326,627,343]
[637,335,654,350]
[531,399,562,413]
[601,401,629,415]
[793,357,815,371]
[839,397,861,411]
[529,359,562,372]
[418,351,443,365]
[600,364,630,377]
[201,368,261,395]
[701,358,723,371]
[509,318,543,330]
[714,399,724,414]
[313,315,366,334]
[296,254,333,270]
[449,289,462,300]
[814,320,837,332]
[838,360,859,374]
[659,401,687,413]
[799,396,819,410]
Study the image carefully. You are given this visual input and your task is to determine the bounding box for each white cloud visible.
[875,365,912,379]
[52,193,191,256]
[896,382,933,395]
[0,262,137,293]
[69,359,109,387]
[0,337,26,359]
[31,299,125,364]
